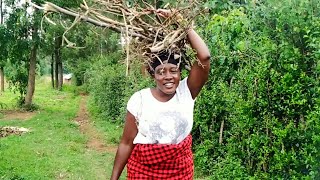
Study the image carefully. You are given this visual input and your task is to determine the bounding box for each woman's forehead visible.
[155,62,178,70]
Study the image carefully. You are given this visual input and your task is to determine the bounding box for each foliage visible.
[86,50,153,123]
[193,0,320,178]
[2,0,84,105]
[63,28,121,86]
[4,4,31,100]
[86,53,126,122]
[0,25,9,67]
[208,156,250,179]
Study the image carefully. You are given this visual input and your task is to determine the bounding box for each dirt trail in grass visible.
[74,95,117,153]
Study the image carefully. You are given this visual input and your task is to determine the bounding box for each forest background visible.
[0,0,319,179]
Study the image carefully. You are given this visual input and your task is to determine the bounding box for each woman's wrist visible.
[187,27,194,33]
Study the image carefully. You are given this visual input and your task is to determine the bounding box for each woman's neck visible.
[150,88,175,102]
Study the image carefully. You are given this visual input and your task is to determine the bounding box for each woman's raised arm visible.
[187,28,211,99]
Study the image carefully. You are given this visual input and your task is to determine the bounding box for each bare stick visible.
[219,120,225,144]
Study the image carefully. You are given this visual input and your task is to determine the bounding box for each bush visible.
[193,1,320,178]
[209,156,250,180]
[87,54,126,122]
[86,53,153,123]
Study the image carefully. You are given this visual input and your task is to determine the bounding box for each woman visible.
[111,9,210,180]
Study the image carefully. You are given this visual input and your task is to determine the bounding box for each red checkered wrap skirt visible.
[127,135,193,180]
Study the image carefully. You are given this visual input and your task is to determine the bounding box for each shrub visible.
[87,54,126,122]
[193,1,320,178]
[86,53,153,123]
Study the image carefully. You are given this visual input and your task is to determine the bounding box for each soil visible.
[0,110,36,121]
[74,95,117,153]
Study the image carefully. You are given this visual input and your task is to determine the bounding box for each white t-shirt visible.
[127,78,195,144]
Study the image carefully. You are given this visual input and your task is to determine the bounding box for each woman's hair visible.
[146,51,185,76]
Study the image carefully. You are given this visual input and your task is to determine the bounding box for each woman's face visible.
[153,62,181,95]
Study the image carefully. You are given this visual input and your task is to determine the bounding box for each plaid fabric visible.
[127,135,193,180]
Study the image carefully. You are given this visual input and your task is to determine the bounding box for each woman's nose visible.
[164,71,173,79]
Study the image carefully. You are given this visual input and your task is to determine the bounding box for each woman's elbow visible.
[199,54,211,64]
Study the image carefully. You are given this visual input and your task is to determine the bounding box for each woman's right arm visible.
[110,111,138,180]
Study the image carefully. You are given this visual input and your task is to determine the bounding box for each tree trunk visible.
[54,36,62,90]
[24,21,39,106]
[58,61,63,91]
[0,67,4,92]
[51,53,54,88]
[0,0,3,24]
[55,57,58,89]
[0,0,4,93]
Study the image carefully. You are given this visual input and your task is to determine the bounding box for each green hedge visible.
[193,1,320,179]
[87,54,152,122]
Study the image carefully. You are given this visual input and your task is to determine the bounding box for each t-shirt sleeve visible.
[126,91,142,120]
[177,77,195,101]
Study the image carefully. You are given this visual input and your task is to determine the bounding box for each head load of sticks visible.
[28,0,206,73]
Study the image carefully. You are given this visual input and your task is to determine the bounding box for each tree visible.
[38,0,83,90]
[54,35,62,90]
[4,1,31,102]
[0,0,5,93]
[24,7,40,106]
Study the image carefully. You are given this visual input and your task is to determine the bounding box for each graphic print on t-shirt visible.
[148,110,188,144]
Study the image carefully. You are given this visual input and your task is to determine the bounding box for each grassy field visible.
[0,78,124,179]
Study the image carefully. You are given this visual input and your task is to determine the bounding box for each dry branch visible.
[28,0,205,73]
[219,119,224,144]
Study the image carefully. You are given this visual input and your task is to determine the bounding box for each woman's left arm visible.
[187,28,211,99]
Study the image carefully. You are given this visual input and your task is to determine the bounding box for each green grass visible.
[0,90,18,110]
[0,79,124,179]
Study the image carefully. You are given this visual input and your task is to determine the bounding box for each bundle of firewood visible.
[28,0,205,72]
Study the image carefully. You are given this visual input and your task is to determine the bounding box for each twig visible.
[219,120,224,144]
[122,9,130,76]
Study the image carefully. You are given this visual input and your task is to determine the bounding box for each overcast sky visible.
[1,0,33,23]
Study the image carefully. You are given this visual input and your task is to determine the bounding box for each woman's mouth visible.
[164,82,174,88]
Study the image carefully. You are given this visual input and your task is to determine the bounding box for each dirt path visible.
[74,95,117,153]
[73,96,119,179]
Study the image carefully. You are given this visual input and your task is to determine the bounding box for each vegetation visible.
[0,0,319,179]
[193,0,320,179]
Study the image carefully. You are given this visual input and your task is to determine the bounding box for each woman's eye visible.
[170,69,178,73]
[157,69,164,75]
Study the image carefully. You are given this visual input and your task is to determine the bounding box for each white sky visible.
[0,0,33,23]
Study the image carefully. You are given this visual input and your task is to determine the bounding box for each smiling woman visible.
[110,9,211,180]
[152,60,182,101]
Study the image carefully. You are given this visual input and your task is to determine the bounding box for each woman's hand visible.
[155,9,172,18]
[155,8,185,27]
